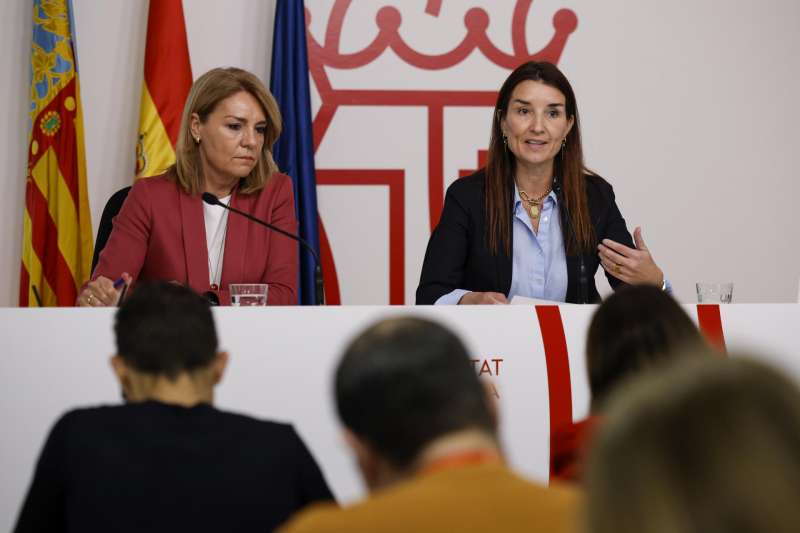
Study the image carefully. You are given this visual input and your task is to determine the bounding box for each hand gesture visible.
[598,227,664,286]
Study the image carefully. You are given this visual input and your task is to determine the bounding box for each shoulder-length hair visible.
[169,67,282,195]
[586,285,706,411]
[485,61,593,256]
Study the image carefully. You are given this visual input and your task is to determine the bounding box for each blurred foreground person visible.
[15,282,332,533]
[551,285,707,482]
[586,356,800,533]
[280,317,579,533]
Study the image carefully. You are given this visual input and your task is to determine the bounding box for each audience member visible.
[551,285,707,481]
[585,356,800,533]
[14,282,333,533]
[280,317,579,533]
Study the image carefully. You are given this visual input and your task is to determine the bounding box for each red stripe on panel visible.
[535,305,573,478]
[697,304,727,354]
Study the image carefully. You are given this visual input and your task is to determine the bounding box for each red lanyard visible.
[420,449,501,476]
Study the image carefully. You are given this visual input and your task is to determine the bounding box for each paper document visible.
[509,295,576,305]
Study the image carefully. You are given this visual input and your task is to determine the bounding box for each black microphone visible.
[202,192,324,306]
[553,177,589,304]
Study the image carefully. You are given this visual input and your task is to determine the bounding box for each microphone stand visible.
[202,193,324,305]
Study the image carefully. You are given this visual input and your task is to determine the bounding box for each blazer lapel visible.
[179,190,209,290]
[220,186,250,288]
[493,211,514,295]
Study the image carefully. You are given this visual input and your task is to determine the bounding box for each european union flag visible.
[270,0,321,305]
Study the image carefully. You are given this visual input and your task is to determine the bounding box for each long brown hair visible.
[170,67,282,195]
[485,61,593,256]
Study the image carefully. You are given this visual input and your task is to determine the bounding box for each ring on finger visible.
[87,293,95,305]
[614,263,621,274]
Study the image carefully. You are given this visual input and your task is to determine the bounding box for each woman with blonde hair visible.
[79,67,298,306]
[585,356,800,533]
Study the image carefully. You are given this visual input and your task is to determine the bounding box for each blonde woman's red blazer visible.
[91,173,298,305]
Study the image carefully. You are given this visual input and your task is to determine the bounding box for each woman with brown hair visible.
[416,61,665,304]
[551,285,708,482]
[78,67,298,306]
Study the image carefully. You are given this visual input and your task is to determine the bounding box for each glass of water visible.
[229,284,268,306]
[696,283,733,303]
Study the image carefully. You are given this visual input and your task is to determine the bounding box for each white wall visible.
[1,0,798,305]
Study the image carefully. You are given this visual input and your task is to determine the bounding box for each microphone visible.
[552,177,589,304]
[202,192,324,306]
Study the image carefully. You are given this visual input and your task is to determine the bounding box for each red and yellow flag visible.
[135,0,193,177]
[20,0,92,306]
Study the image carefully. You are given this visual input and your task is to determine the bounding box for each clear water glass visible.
[696,282,733,303]
[229,284,268,306]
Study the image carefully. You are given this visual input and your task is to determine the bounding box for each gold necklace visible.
[519,189,552,220]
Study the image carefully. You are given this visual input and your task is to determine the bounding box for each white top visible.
[203,194,231,286]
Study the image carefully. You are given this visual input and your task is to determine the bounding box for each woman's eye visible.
[227,123,242,131]
[548,110,561,118]
[255,126,266,135]
[517,108,529,115]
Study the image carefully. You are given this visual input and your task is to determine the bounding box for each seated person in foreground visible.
[14,282,333,533]
[585,356,800,533]
[551,285,707,482]
[279,317,579,533]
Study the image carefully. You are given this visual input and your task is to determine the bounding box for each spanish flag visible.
[135,0,193,177]
[20,0,92,306]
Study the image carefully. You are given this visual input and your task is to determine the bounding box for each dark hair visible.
[335,317,494,469]
[587,285,705,410]
[114,282,218,379]
[586,356,800,533]
[485,61,593,256]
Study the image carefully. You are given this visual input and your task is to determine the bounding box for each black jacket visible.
[14,401,334,533]
[416,170,634,304]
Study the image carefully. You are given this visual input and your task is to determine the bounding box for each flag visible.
[20,0,92,306]
[270,0,321,305]
[135,0,192,177]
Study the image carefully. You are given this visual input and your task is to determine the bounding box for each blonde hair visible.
[170,67,282,195]
[585,355,800,533]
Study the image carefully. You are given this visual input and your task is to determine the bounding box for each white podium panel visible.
[1,304,798,531]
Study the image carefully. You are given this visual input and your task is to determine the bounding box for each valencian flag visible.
[270,0,321,305]
[135,0,192,177]
[20,0,92,306]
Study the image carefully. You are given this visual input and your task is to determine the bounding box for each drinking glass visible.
[229,284,268,306]
[696,283,733,303]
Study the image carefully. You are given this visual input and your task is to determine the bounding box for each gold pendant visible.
[529,205,539,218]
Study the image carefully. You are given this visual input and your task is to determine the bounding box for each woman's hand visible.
[77,273,131,307]
[459,291,509,305]
[598,227,664,286]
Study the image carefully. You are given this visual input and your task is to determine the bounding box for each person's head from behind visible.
[587,285,706,411]
[585,356,800,533]
[335,317,496,490]
[111,282,228,405]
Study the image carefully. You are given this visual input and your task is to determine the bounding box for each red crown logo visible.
[306,0,578,304]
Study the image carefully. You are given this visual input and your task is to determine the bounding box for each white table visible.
[2,304,798,531]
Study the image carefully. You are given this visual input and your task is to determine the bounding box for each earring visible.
[194,136,201,144]
[561,138,567,149]
[502,135,508,148]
